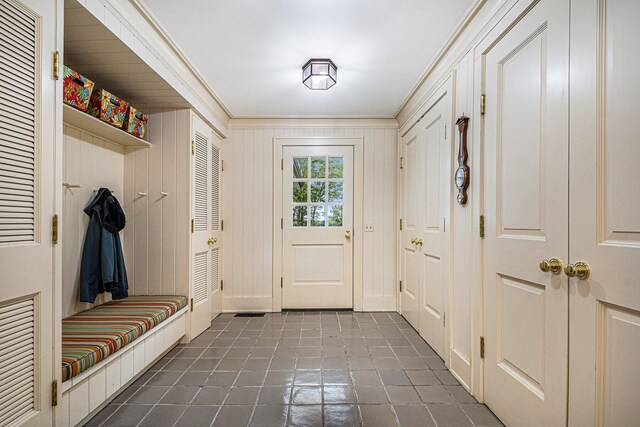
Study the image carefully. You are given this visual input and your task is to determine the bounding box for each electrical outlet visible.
[364,224,374,232]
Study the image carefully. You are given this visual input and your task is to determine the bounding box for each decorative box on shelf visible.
[123,106,148,139]
[87,89,129,128]
[62,66,94,112]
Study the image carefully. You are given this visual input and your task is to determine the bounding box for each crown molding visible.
[227,117,399,130]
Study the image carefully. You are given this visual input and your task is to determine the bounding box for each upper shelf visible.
[63,105,151,148]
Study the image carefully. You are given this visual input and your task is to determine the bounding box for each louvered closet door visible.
[0,0,56,426]
[209,133,222,320]
[190,115,214,338]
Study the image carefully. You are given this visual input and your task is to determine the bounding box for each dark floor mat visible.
[234,313,265,317]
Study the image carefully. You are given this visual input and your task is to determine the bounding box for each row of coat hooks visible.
[62,183,169,197]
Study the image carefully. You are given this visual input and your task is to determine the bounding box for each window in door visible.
[292,156,344,227]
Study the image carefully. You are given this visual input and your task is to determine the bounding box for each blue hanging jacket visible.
[79,188,128,303]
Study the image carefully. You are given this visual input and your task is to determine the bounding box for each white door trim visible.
[273,137,364,312]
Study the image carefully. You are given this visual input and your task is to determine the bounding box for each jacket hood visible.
[84,188,126,233]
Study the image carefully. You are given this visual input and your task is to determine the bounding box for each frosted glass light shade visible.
[302,59,337,90]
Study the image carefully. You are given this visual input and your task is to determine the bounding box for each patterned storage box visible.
[87,89,129,128]
[123,105,148,138]
[62,66,95,112]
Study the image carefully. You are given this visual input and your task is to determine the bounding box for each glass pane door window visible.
[292,156,344,227]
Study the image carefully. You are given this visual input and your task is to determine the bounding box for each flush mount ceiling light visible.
[302,59,337,90]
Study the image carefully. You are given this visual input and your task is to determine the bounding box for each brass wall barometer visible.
[455,115,470,205]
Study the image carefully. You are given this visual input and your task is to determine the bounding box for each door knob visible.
[539,258,563,275]
[564,261,590,280]
[415,239,423,246]
[345,230,351,240]
[411,238,417,245]
[207,237,217,245]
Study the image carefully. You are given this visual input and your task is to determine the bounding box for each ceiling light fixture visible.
[302,59,337,90]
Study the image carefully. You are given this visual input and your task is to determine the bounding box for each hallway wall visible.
[221,120,399,312]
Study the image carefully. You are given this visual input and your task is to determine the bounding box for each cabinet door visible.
[481,0,570,425]
[569,0,640,425]
[190,115,214,338]
[0,0,57,425]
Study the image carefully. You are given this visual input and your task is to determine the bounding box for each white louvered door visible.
[0,0,56,426]
[210,134,222,320]
[190,114,215,338]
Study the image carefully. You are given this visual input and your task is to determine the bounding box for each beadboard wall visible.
[123,108,191,299]
[62,124,125,318]
[222,121,399,312]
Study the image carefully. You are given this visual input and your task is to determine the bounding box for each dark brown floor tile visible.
[139,404,187,426]
[250,405,289,427]
[288,405,322,427]
[324,404,361,427]
[427,404,473,427]
[393,404,436,427]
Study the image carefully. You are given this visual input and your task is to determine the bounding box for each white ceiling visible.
[142,0,475,118]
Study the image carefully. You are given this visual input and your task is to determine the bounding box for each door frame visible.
[272,137,364,312]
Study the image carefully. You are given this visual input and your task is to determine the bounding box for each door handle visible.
[345,230,351,240]
[415,239,423,247]
[539,258,563,275]
[207,237,217,245]
[564,261,590,280]
[411,238,417,245]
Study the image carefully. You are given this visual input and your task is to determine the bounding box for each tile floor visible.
[87,311,503,427]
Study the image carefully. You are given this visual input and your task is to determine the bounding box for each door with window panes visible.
[282,146,353,309]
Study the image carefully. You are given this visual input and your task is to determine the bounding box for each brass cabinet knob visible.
[345,230,351,240]
[207,237,217,245]
[564,261,590,280]
[539,258,563,275]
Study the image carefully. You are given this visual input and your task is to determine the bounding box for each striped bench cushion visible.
[62,295,188,382]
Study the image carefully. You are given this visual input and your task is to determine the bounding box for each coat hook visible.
[138,192,147,196]
[160,192,169,197]
[93,188,115,194]
[63,183,82,189]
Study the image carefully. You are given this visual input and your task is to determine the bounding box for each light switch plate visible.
[364,224,374,232]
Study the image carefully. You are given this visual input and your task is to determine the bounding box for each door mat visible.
[234,313,266,317]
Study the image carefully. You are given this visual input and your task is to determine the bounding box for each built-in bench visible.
[58,296,188,426]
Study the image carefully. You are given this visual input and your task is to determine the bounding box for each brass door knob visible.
[539,258,563,275]
[564,261,590,280]
[411,238,417,245]
[345,230,351,240]
[416,239,423,246]
[207,237,217,245]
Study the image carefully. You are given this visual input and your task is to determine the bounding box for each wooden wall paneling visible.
[62,125,125,318]
[449,51,474,389]
[147,109,163,295]
[242,130,254,299]
[133,146,149,295]
[222,124,397,312]
[252,129,265,299]
[383,128,398,300]
[363,128,375,304]
[175,109,190,298]
[162,110,178,295]
[123,145,136,295]
[262,129,275,299]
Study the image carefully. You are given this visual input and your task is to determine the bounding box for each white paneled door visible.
[0,0,56,425]
[400,125,420,329]
[481,0,569,426]
[400,83,451,360]
[191,115,222,338]
[569,0,640,425]
[282,146,354,309]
